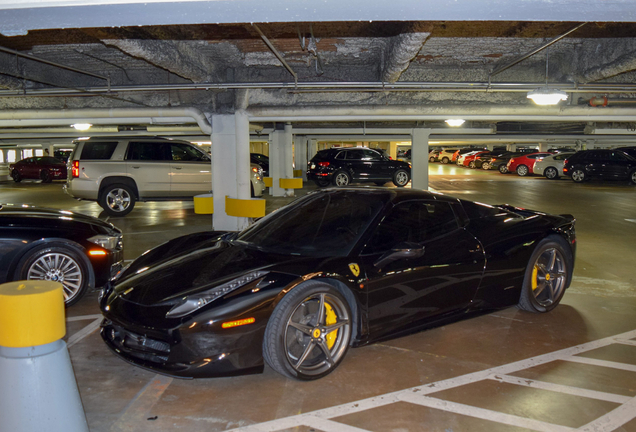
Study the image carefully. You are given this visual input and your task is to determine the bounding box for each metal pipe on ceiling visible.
[252,24,298,85]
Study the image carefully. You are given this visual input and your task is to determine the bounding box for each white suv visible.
[65,137,265,216]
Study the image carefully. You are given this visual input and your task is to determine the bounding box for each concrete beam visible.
[382,23,432,83]
[581,49,636,83]
[0,74,22,90]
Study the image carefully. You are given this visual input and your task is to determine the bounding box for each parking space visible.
[2,163,636,432]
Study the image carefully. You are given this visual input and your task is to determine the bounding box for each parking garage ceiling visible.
[1,0,636,141]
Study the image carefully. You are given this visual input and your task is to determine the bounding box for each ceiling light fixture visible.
[72,123,92,131]
[445,119,465,127]
[527,47,568,106]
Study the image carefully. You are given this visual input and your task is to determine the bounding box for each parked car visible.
[0,204,123,306]
[438,148,459,164]
[457,150,481,167]
[533,152,575,179]
[464,151,491,168]
[10,156,67,183]
[615,146,636,159]
[563,150,636,184]
[100,188,575,380]
[453,148,485,164]
[65,137,265,217]
[428,149,440,162]
[507,152,553,176]
[307,147,411,187]
[250,153,269,177]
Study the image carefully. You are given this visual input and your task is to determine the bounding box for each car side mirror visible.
[374,242,425,269]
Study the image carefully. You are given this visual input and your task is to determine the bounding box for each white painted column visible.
[538,142,549,152]
[211,113,250,231]
[294,135,308,181]
[270,128,284,197]
[308,139,318,161]
[411,128,430,191]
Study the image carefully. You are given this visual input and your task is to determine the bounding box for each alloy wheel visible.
[26,252,83,302]
[334,173,350,186]
[284,293,351,377]
[106,188,132,212]
[545,167,558,179]
[394,171,409,186]
[571,170,585,182]
[530,248,567,308]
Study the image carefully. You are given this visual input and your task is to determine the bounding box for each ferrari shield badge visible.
[348,263,360,277]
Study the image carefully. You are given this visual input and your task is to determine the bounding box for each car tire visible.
[99,184,136,217]
[482,162,491,170]
[392,169,410,187]
[441,157,449,164]
[516,165,529,176]
[544,167,559,180]
[518,236,572,313]
[262,281,352,380]
[250,182,255,197]
[429,157,435,163]
[629,170,636,185]
[469,161,476,169]
[15,244,90,307]
[571,168,586,183]
[498,164,508,174]
[332,171,351,187]
[11,170,22,183]
[313,179,330,187]
[40,169,52,183]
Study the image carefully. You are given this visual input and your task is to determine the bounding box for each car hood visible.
[0,204,119,232]
[113,234,322,306]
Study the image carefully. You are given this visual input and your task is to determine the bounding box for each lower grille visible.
[104,324,170,363]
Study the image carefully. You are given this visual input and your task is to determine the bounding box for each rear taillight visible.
[318,161,330,167]
[72,160,79,178]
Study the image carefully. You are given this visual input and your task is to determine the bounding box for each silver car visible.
[533,153,576,180]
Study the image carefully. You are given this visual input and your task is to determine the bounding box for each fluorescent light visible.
[77,136,91,141]
[72,123,92,131]
[445,119,465,127]
[527,88,568,105]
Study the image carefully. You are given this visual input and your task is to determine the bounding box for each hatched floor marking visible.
[227,329,636,432]
[66,314,103,348]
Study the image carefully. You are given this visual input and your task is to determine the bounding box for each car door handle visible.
[131,166,140,169]
[174,167,182,170]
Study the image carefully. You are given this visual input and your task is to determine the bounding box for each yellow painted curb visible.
[225,196,266,218]
[280,178,303,189]
[293,169,303,177]
[0,281,65,348]
[194,194,214,214]
[263,177,273,187]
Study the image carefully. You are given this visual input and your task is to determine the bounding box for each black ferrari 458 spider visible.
[100,188,576,380]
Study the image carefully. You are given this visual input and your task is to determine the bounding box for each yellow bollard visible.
[0,281,89,432]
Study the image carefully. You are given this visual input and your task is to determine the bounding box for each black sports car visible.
[0,204,124,306]
[100,188,575,380]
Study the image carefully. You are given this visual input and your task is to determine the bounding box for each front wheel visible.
[482,162,491,170]
[392,169,410,187]
[571,168,586,183]
[629,170,636,185]
[16,245,90,307]
[332,171,351,187]
[11,170,22,183]
[544,167,559,180]
[99,184,136,216]
[263,282,352,380]
[40,169,52,183]
[518,236,572,313]
[441,157,449,164]
[499,164,509,174]
[469,161,476,169]
[516,165,529,176]
[429,157,435,163]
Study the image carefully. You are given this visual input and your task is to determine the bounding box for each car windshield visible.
[235,190,388,257]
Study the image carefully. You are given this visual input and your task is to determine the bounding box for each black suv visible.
[307,147,411,187]
[563,149,636,184]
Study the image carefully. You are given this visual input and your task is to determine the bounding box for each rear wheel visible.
[544,167,559,180]
[629,170,636,185]
[99,184,136,216]
[441,157,449,164]
[392,169,410,187]
[516,165,529,176]
[263,281,352,380]
[40,169,52,183]
[11,170,22,183]
[429,157,435,163]
[518,236,571,313]
[571,168,586,183]
[482,162,491,170]
[332,171,351,187]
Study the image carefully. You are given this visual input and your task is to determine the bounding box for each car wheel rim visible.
[518,166,528,176]
[335,174,349,186]
[27,253,83,302]
[483,163,490,170]
[530,248,566,307]
[106,188,131,212]
[546,168,556,179]
[572,171,584,181]
[395,171,408,185]
[284,293,351,376]
[631,172,636,183]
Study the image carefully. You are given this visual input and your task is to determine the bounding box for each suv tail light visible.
[72,160,80,178]
[318,161,330,167]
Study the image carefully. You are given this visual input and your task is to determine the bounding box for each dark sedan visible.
[307,147,411,187]
[100,188,575,381]
[0,204,124,306]
[10,156,67,183]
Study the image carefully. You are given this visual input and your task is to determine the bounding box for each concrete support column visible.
[411,128,430,191]
[506,143,515,152]
[389,142,398,160]
[211,113,250,231]
[294,135,308,180]
[538,142,549,152]
[486,144,495,151]
[270,123,294,197]
[308,139,318,160]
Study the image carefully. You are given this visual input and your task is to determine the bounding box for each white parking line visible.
[227,329,636,432]
[67,318,102,348]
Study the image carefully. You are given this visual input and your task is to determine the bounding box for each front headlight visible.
[166,270,269,318]
[88,234,122,251]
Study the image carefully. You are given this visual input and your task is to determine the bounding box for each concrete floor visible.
[2,165,635,432]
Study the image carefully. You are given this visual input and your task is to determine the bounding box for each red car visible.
[463,151,490,168]
[10,156,68,183]
[506,152,553,176]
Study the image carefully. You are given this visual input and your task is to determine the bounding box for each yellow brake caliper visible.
[324,302,338,349]
[531,265,538,290]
